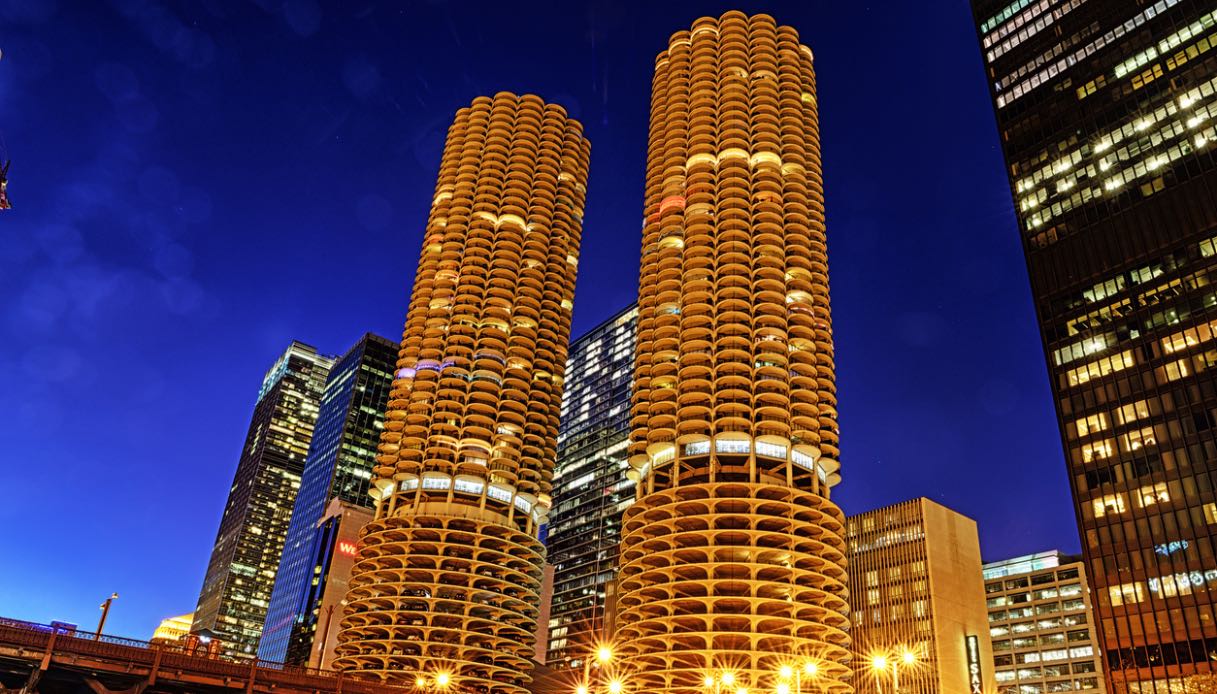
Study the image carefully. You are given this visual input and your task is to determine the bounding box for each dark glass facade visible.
[257,333,396,665]
[193,341,334,658]
[972,1,1217,690]
[544,304,636,669]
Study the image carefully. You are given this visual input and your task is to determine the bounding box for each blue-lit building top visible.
[257,333,397,664]
[545,304,636,668]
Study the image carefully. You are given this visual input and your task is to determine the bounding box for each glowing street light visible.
[598,646,614,664]
[870,645,918,694]
[778,659,820,694]
[608,679,624,694]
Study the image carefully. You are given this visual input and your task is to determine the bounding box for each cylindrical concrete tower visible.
[333,92,591,694]
[616,12,851,693]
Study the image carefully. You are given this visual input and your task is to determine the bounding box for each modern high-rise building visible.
[846,498,996,694]
[983,551,1107,694]
[193,342,334,657]
[544,304,636,669]
[971,1,1217,690]
[616,12,851,693]
[258,333,397,665]
[333,92,591,694]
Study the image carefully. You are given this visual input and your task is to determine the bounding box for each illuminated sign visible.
[966,634,982,694]
[337,541,359,557]
[1154,540,1189,556]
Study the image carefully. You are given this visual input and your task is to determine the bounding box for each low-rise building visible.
[847,498,996,694]
[983,551,1106,694]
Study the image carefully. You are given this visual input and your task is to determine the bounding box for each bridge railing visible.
[0,617,411,692]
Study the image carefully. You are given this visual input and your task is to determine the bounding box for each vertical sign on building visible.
[966,634,982,694]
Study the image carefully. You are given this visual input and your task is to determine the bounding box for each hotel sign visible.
[966,634,983,694]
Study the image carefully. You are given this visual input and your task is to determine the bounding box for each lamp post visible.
[776,659,820,694]
[701,670,749,694]
[413,671,452,691]
[869,647,917,694]
[95,592,119,640]
[576,643,625,694]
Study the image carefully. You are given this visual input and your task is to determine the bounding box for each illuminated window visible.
[1092,493,1126,518]
[1136,482,1170,507]
[1074,413,1109,437]
[1160,357,1192,382]
[1054,334,1113,366]
[1108,582,1145,606]
[1161,321,1215,354]
[1205,503,1217,525]
[1116,400,1151,425]
[867,589,880,606]
[1201,236,1217,258]
[1081,440,1113,462]
[1065,351,1135,387]
[1122,427,1158,452]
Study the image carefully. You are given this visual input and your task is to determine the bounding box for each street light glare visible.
[436,672,450,688]
[598,645,614,663]
[803,661,818,676]
[871,655,888,670]
[779,664,793,680]
[704,675,716,687]
[777,684,791,694]
[902,650,916,665]
[415,676,426,688]
[722,672,736,686]
[577,686,589,694]
[608,679,624,694]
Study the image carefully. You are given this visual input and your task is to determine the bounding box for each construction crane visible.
[0,160,9,211]
[0,160,9,210]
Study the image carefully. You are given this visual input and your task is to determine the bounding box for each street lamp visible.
[95,592,119,640]
[576,643,624,694]
[776,659,820,694]
[869,646,917,694]
[413,672,451,691]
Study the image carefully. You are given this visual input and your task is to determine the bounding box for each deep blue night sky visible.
[0,0,1074,640]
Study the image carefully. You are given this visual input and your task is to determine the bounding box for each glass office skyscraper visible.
[544,305,636,669]
[972,1,1217,690]
[193,342,334,657]
[257,333,396,665]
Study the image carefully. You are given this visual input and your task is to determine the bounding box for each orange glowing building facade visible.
[615,11,851,694]
[332,92,591,694]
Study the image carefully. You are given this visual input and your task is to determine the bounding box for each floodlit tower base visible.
[617,474,851,693]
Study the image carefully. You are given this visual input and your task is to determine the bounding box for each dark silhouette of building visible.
[193,342,333,658]
[971,1,1217,690]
